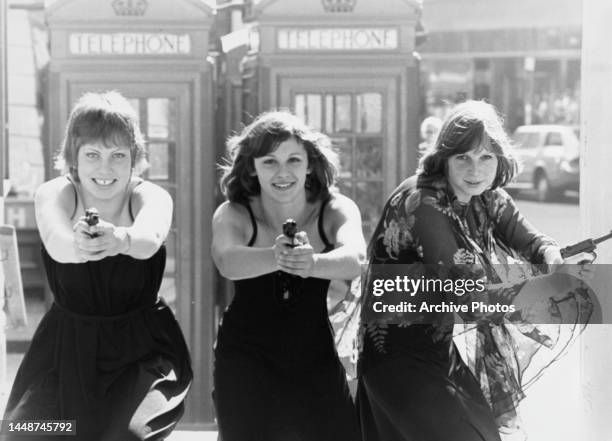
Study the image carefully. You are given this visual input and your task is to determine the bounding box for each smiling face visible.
[77,140,132,201]
[446,140,499,203]
[252,137,310,204]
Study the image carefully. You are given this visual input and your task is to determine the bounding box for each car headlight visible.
[560,159,576,173]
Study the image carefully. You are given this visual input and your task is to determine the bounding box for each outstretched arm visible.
[35,177,82,263]
[412,201,525,320]
[490,188,560,263]
[75,180,174,261]
[124,181,173,259]
[212,201,278,280]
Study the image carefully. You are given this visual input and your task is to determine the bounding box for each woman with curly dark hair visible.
[212,110,366,441]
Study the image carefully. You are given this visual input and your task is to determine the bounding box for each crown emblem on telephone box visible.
[112,0,148,16]
[322,0,357,13]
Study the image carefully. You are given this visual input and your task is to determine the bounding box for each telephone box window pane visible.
[355,181,384,240]
[148,142,170,180]
[294,94,306,122]
[355,137,383,179]
[306,94,322,130]
[325,95,334,133]
[356,93,382,133]
[334,95,352,133]
[147,98,171,139]
[332,137,352,181]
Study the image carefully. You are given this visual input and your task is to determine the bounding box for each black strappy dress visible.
[213,198,360,441]
[2,182,192,441]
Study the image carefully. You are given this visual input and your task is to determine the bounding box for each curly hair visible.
[219,111,339,204]
[420,100,518,189]
[55,91,148,181]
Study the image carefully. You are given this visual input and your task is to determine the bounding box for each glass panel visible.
[294,94,306,122]
[545,132,562,146]
[356,93,382,133]
[334,95,352,133]
[355,137,383,179]
[325,95,334,133]
[355,181,384,241]
[332,137,353,181]
[148,142,170,180]
[513,131,540,149]
[306,94,322,130]
[147,98,171,138]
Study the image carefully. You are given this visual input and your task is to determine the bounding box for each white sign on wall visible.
[277,28,398,51]
[69,33,192,55]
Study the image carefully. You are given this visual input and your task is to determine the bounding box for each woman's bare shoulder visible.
[35,176,74,207]
[322,192,362,233]
[325,192,359,215]
[213,200,251,226]
[212,200,255,247]
[130,179,171,203]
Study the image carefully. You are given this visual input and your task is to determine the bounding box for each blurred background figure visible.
[417,116,442,161]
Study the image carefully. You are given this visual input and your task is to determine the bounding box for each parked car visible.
[507,124,580,201]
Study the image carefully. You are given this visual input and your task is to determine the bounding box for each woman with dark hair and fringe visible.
[357,100,593,441]
[3,91,192,440]
[212,110,365,441]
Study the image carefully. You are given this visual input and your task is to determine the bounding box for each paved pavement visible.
[168,431,217,440]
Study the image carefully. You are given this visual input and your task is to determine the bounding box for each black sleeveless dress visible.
[213,200,360,441]
[3,245,193,441]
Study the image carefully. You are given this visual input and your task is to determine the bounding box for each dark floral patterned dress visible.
[357,175,592,441]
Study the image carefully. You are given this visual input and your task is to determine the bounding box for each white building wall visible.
[7,8,45,197]
[579,2,612,439]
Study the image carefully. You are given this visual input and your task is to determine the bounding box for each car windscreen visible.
[512,131,540,149]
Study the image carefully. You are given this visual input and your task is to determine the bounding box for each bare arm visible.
[312,194,366,279]
[211,201,278,280]
[124,181,173,259]
[34,177,82,263]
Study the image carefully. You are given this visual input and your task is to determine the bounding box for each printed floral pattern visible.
[359,175,593,430]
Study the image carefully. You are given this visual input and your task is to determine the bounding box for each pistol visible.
[560,230,612,262]
[279,218,299,302]
[84,208,101,238]
[282,219,298,248]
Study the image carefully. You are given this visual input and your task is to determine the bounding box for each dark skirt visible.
[357,355,501,441]
[2,302,192,441]
[214,347,360,441]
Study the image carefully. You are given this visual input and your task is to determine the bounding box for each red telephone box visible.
[46,0,216,427]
